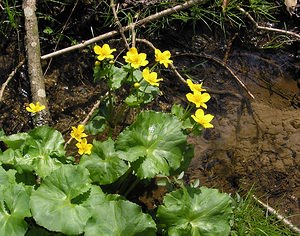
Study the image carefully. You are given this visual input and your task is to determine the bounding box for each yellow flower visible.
[71,124,88,142]
[94,44,116,61]
[186,91,211,108]
[154,49,173,68]
[142,68,163,86]
[76,138,93,155]
[123,47,148,69]
[26,102,45,113]
[191,109,214,128]
[187,79,206,93]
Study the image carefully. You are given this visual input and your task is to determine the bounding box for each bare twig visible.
[111,0,130,50]
[23,0,50,126]
[0,59,25,102]
[41,0,208,60]
[253,195,300,234]
[43,0,79,76]
[64,92,108,148]
[179,52,255,99]
[136,38,187,85]
[223,32,238,63]
[238,6,300,40]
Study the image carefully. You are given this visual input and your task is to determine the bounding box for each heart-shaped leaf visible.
[84,199,156,236]
[79,139,128,184]
[157,186,232,236]
[0,182,31,236]
[116,111,187,179]
[30,165,92,235]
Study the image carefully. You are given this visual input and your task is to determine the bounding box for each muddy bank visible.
[184,47,300,227]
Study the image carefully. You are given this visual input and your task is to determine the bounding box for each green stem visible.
[181,103,193,121]
[124,178,140,197]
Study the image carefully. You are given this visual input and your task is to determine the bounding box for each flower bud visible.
[134,82,140,89]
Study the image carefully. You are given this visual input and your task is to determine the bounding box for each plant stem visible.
[124,178,140,197]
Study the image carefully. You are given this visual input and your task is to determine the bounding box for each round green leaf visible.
[157,186,233,236]
[79,139,128,185]
[116,111,187,179]
[85,199,156,236]
[30,165,92,235]
[0,183,31,236]
[19,126,66,177]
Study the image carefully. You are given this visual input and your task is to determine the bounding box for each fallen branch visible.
[178,52,255,99]
[41,0,208,60]
[23,0,50,126]
[111,0,130,50]
[64,92,108,148]
[253,195,300,234]
[0,59,25,102]
[238,6,300,40]
[43,0,79,75]
[136,38,244,100]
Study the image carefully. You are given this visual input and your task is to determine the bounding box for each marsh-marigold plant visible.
[94,44,116,61]
[191,109,214,128]
[76,138,93,155]
[71,124,88,142]
[26,102,45,113]
[186,91,211,109]
[155,49,173,68]
[142,68,163,86]
[187,79,206,93]
[123,47,148,69]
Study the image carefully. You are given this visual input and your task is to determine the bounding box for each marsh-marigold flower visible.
[154,49,173,68]
[26,102,45,113]
[142,68,163,86]
[76,138,93,155]
[123,47,148,69]
[94,44,116,61]
[186,91,211,109]
[71,124,88,142]
[187,79,206,93]
[191,109,214,128]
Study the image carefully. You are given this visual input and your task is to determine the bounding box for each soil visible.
[0,1,300,231]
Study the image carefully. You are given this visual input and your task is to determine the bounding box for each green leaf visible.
[85,115,107,135]
[30,165,92,235]
[43,26,53,35]
[79,139,128,185]
[84,199,156,236]
[116,111,187,179]
[19,126,66,177]
[157,186,232,236]
[0,132,29,149]
[93,64,110,81]
[0,183,31,236]
[0,166,16,185]
[0,148,18,165]
[27,126,65,158]
[125,94,143,107]
[109,65,128,90]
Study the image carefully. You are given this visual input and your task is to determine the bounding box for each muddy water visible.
[184,48,300,227]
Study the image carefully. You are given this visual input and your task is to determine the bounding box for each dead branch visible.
[253,195,300,234]
[179,52,255,99]
[64,92,108,148]
[0,59,25,102]
[111,0,130,49]
[136,38,244,100]
[23,0,50,126]
[238,6,300,40]
[41,0,208,60]
[43,0,79,76]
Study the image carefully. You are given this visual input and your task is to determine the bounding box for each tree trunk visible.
[23,0,50,126]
